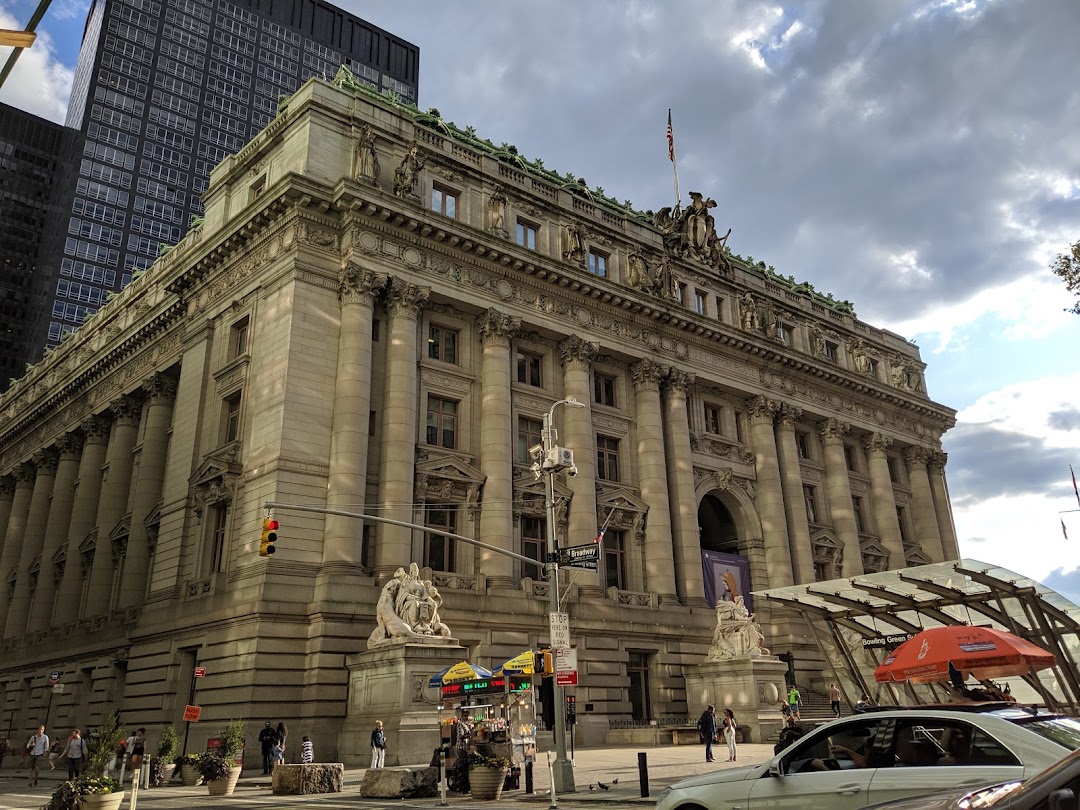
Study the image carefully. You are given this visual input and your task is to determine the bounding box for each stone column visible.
[775,404,815,585]
[27,434,84,633]
[663,370,706,606]
[747,395,793,588]
[0,464,35,629]
[927,451,960,560]
[0,478,17,572]
[53,416,111,626]
[325,264,386,568]
[374,279,429,574]
[85,395,141,617]
[557,335,600,594]
[117,375,177,609]
[4,449,59,638]
[630,359,677,603]
[819,419,864,578]
[904,446,945,563]
[477,309,520,587]
[864,433,905,570]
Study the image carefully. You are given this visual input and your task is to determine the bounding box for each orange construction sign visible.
[183,705,202,722]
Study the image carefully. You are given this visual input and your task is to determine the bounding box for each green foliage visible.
[175,753,201,767]
[219,718,245,761]
[195,752,229,781]
[43,775,121,809]
[85,708,123,778]
[157,724,179,760]
[467,750,512,770]
[1051,239,1080,314]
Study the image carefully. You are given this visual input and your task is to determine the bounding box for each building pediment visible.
[189,451,243,488]
[810,529,844,550]
[415,451,485,486]
[109,514,132,541]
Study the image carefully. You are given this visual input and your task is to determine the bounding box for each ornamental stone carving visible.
[367,562,453,648]
[353,123,381,187]
[630,358,666,390]
[557,334,598,369]
[903,446,928,470]
[848,338,876,375]
[386,278,430,317]
[664,368,694,394]
[14,463,36,487]
[777,403,803,429]
[111,395,141,426]
[890,354,924,393]
[652,191,732,274]
[57,433,84,461]
[33,448,59,475]
[144,373,177,405]
[818,418,850,443]
[562,223,587,265]
[747,395,777,422]
[393,141,424,198]
[926,450,948,474]
[477,309,520,345]
[705,596,770,660]
[487,186,509,237]
[0,477,14,499]
[339,262,387,306]
[863,432,893,455]
[738,291,759,332]
[625,252,675,299]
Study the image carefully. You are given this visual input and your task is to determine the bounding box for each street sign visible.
[556,670,578,686]
[53,684,64,694]
[47,671,61,684]
[184,705,202,722]
[193,667,206,677]
[555,648,578,686]
[549,612,570,651]
[558,543,600,570]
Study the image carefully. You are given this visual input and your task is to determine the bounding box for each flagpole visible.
[1071,465,1080,509]
[667,109,681,210]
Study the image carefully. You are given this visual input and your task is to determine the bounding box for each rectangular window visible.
[887,456,900,483]
[209,503,228,573]
[853,497,867,533]
[844,444,859,472]
[431,185,458,218]
[795,431,811,460]
[516,351,543,387]
[824,341,839,362]
[593,372,616,407]
[223,392,242,443]
[603,530,626,590]
[517,417,543,464]
[587,249,607,277]
[426,396,458,449]
[230,316,249,359]
[424,505,456,572]
[867,357,880,379]
[522,516,545,580]
[704,404,721,435]
[776,321,792,345]
[897,506,910,546]
[516,219,538,251]
[250,175,266,200]
[803,485,819,524]
[427,325,458,364]
[694,291,707,315]
[596,435,620,482]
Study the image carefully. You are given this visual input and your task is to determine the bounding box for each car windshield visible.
[1019,717,1080,751]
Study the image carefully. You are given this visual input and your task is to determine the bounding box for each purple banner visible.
[701,550,753,613]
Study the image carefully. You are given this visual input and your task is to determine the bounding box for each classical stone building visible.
[0,74,957,757]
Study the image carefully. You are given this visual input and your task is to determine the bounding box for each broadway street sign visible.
[558,543,600,570]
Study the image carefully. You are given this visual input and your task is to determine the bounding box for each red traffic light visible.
[266,519,279,531]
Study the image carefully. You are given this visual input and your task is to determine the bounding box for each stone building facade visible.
[0,76,957,757]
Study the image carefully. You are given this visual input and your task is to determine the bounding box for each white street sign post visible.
[549,611,570,651]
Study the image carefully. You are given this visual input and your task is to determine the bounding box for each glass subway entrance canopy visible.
[754,559,1080,714]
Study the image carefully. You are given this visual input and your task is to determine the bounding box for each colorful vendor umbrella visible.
[874,625,1055,684]
[428,661,494,686]
[492,650,537,676]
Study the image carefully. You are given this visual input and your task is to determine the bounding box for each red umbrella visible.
[874,625,1055,684]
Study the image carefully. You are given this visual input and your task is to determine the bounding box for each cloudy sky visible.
[2,0,1078,600]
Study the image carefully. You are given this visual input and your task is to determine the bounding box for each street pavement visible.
[0,742,777,809]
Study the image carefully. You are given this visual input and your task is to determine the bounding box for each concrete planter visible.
[469,766,507,801]
[207,765,242,796]
[179,763,201,786]
[79,793,125,810]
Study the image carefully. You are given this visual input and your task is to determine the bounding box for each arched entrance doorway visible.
[697,489,759,611]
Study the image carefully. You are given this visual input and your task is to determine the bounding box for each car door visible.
[748,717,889,810]
[867,718,1026,806]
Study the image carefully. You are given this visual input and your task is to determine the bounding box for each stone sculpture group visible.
[367,563,453,648]
[705,596,770,661]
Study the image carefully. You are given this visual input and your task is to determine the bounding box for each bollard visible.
[638,751,649,798]
[129,767,140,810]
[525,760,534,794]
[547,751,558,810]
[437,747,448,807]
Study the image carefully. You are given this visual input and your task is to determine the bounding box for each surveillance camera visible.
[567,465,579,478]
[529,444,544,460]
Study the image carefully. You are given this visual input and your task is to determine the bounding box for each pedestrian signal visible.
[260,517,279,557]
[533,649,553,676]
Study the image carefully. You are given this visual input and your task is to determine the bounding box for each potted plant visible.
[205,719,245,796]
[196,751,230,791]
[467,751,513,801]
[176,753,202,786]
[44,709,124,810]
[150,724,179,786]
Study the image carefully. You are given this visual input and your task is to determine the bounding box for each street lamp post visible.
[537,397,584,794]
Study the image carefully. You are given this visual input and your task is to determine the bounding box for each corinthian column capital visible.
[776,403,803,429]
[57,433,85,461]
[863,432,893,455]
[903,446,928,470]
[630,358,665,391]
[663,368,694,396]
[143,373,177,405]
[477,309,520,346]
[926,450,948,474]
[557,334,598,370]
[33,447,60,475]
[747,394,777,423]
[111,395,141,426]
[385,277,430,317]
[81,415,111,444]
[817,417,850,443]
[339,262,387,305]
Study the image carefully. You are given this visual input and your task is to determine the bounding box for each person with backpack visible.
[774,714,805,755]
[63,729,88,779]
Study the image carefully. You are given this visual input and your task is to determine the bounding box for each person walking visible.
[128,728,146,770]
[370,720,386,768]
[64,729,88,779]
[722,709,738,762]
[829,683,842,717]
[258,722,277,774]
[271,738,285,771]
[301,735,314,764]
[787,685,802,720]
[275,722,288,762]
[26,724,49,787]
[697,705,718,763]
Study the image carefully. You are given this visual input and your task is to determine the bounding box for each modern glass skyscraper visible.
[31,0,418,355]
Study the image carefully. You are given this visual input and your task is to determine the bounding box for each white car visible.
[656,708,1080,810]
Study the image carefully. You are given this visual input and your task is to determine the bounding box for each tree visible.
[1051,240,1080,314]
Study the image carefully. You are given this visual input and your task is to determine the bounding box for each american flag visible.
[1072,464,1080,508]
[666,109,675,162]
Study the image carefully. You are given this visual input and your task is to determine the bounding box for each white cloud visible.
[0,10,74,124]
[957,372,1080,448]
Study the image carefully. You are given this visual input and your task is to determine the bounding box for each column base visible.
[658,593,682,606]
[576,586,605,598]
[485,576,516,590]
[682,596,710,608]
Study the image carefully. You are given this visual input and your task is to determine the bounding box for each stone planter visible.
[469,766,507,801]
[79,793,125,810]
[179,763,202,786]
[151,758,176,786]
[207,765,242,796]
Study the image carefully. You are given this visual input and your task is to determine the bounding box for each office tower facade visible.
[32,0,418,355]
[0,104,72,390]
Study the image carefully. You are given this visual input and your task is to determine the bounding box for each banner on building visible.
[701,550,753,613]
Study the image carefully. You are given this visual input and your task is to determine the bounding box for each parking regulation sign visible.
[549,612,570,651]
[47,671,61,685]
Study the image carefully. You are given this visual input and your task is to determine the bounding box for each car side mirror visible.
[1049,788,1076,810]
[768,761,784,778]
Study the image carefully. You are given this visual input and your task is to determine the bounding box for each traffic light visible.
[260,517,279,557]
[533,649,553,676]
